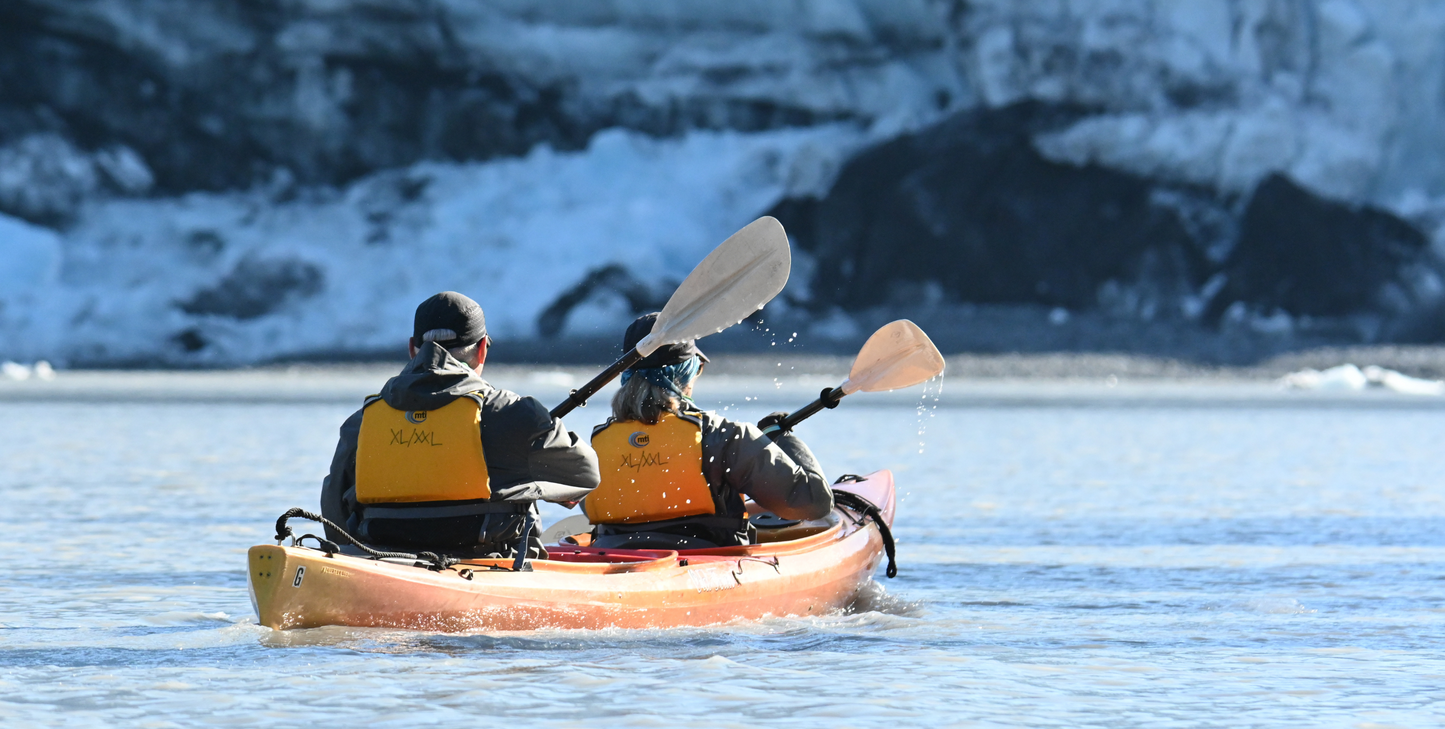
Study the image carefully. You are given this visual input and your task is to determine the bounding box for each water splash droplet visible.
[912,371,946,456]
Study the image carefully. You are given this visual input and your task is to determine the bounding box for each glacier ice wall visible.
[996,0,1445,204]
[5,0,1445,362]
[6,0,1444,207]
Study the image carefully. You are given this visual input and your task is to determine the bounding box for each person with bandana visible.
[584,313,833,548]
[319,292,600,558]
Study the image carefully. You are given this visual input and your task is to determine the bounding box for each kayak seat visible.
[754,511,841,544]
[749,512,802,529]
[591,531,718,550]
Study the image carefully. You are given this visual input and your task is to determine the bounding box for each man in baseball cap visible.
[320,292,599,558]
[410,291,490,354]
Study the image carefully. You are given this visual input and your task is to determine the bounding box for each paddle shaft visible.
[551,348,644,419]
[775,386,847,434]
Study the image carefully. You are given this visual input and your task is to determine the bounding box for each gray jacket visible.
[695,410,833,521]
[320,343,600,542]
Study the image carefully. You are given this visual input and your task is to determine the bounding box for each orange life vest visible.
[585,412,714,524]
[355,394,491,504]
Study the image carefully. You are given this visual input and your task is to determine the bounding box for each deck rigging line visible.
[832,476,899,578]
[272,507,458,571]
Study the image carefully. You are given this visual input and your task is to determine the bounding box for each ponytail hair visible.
[610,376,679,425]
[610,355,702,424]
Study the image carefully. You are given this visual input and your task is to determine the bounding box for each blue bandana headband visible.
[620,355,702,406]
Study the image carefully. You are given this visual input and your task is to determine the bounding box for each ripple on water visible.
[2,393,1445,726]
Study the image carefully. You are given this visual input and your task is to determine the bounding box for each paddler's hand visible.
[757,411,790,441]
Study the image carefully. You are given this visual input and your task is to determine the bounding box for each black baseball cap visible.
[623,312,708,370]
[412,292,487,346]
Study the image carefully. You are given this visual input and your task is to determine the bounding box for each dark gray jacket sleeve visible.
[526,413,601,503]
[487,395,601,504]
[707,415,832,521]
[319,408,364,542]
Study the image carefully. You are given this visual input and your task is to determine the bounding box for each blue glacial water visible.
[1,370,1443,727]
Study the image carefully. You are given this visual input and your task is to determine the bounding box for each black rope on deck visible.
[273,507,457,571]
[832,477,899,579]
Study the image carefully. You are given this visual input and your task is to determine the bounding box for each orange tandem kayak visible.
[247,470,896,632]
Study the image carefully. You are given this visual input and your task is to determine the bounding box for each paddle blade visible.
[634,216,791,356]
[538,514,592,545]
[840,320,945,394]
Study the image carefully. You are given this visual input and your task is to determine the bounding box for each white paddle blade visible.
[840,320,946,394]
[634,216,791,357]
[539,514,592,545]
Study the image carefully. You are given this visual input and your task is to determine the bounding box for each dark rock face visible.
[535,264,671,339]
[773,104,1443,341]
[178,257,324,321]
[772,103,1209,314]
[1209,174,1431,318]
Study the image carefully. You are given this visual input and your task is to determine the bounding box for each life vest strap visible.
[359,501,531,521]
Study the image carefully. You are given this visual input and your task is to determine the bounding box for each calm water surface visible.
[1,372,1443,727]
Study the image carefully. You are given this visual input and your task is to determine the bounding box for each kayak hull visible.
[248,470,895,632]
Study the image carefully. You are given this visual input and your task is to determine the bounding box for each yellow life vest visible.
[585,412,714,524]
[355,395,491,504]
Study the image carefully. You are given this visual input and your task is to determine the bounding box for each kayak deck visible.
[249,470,895,632]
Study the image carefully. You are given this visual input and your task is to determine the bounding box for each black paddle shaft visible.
[775,386,847,434]
[550,348,645,419]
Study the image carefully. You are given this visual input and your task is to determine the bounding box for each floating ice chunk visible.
[1,361,30,380]
[0,360,57,381]
[1278,364,1367,391]
[1362,365,1445,396]
[1280,363,1444,395]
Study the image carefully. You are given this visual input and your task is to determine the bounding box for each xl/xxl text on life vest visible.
[388,428,443,447]
[618,451,669,471]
